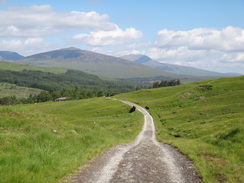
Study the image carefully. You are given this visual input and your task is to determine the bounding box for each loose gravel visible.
[72,100,202,183]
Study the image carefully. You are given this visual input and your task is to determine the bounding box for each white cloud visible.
[147,26,244,73]
[0,26,56,37]
[0,5,116,38]
[157,26,244,52]
[220,52,244,63]
[72,25,143,46]
[146,46,207,62]
[0,38,48,55]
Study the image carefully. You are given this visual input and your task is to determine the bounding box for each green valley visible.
[0,64,136,92]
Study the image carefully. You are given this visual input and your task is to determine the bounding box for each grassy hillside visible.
[0,97,143,183]
[116,76,244,183]
[0,83,42,98]
[0,61,67,74]
[0,65,136,93]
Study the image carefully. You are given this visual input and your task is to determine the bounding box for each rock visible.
[69,130,77,134]
[129,106,136,113]
[52,129,57,133]
[199,96,206,100]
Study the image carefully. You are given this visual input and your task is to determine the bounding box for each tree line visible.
[0,69,136,92]
[0,69,181,105]
[0,88,118,105]
[152,79,181,88]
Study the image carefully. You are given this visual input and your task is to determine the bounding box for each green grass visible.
[116,76,244,183]
[0,61,67,74]
[0,97,143,183]
[0,83,42,98]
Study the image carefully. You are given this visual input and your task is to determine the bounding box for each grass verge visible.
[0,97,143,183]
[116,76,244,183]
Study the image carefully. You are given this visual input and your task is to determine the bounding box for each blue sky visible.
[0,0,244,74]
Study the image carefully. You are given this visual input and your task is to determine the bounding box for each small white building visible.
[55,97,68,102]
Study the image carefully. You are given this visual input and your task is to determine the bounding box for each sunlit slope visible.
[0,60,67,74]
[0,97,143,183]
[116,76,244,183]
[0,83,42,98]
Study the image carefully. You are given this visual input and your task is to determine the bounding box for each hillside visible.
[0,83,42,98]
[0,60,67,74]
[0,68,136,93]
[0,51,24,61]
[0,98,143,183]
[0,61,137,94]
[121,54,241,77]
[15,48,181,79]
[116,76,244,183]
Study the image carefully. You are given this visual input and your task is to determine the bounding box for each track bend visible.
[73,100,202,183]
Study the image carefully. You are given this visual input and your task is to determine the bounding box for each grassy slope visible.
[116,76,244,183]
[0,61,67,74]
[0,97,143,183]
[0,83,42,98]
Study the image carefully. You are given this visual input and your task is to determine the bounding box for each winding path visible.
[73,100,202,183]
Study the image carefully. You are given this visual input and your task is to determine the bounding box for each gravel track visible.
[72,100,202,183]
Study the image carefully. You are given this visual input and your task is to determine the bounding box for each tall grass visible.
[0,97,143,183]
[117,76,244,183]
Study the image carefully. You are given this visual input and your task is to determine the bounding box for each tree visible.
[152,79,181,88]
[97,90,104,97]
[37,91,52,102]
[153,81,160,88]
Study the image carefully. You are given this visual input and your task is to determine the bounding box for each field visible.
[0,83,42,98]
[117,76,244,183]
[0,97,143,183]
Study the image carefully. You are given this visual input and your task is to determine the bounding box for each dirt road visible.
[72,100,202,183]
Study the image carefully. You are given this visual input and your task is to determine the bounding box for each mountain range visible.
[0,48,241,81]
[14,48,176,79]
[121,54,241,77]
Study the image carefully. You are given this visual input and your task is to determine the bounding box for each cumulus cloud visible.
[147,26,244,73]
[72,25,143,46]
[0,38,48,55]
[0,5,116,37]
[0,26,56,37]
[156,26,244,52]
[0,4,142,47]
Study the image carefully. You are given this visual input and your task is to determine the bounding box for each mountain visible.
[15,48,179,79]
[0,51,24,61]
[121,54,241,77]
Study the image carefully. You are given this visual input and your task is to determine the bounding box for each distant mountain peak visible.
[60,47,81,51]
[121,54,153,64]
[121,54,240,77]
[0,51,24,61]
[134,55,152,64]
